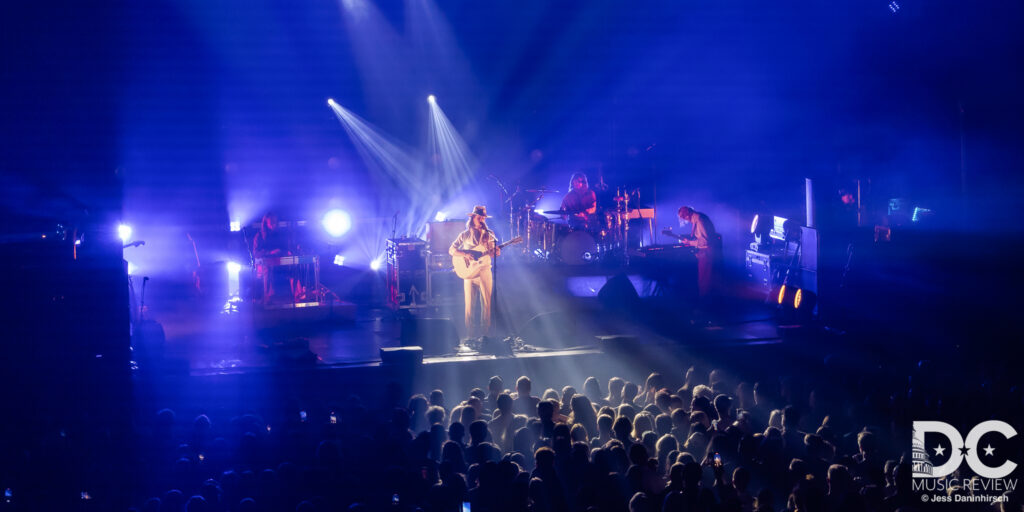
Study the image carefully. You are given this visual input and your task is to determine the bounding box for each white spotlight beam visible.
[328,101,421,192]
[428,99,477,195]
[328,101,439,237]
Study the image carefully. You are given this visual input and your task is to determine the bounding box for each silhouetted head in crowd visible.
[644,372,664,397]
[534,446,555,471]
[682,461,703,488]
[606,377,624,405]
[238,497,257,512]
[622,382,639,405]
[827,464,852,496]
[448,421,465,445]
[163,490,185,512]
[654,390,672,412]
[689,410,710,430]
[185,495,207,512]
[516,376,532,396]
[857,430,877,457]
[570,423,588,443]
[583,376,603,403]
[469,420,489,445]
[442,440,467,472]
[426,405,445,426]
[597,414,613,437]
[464,400,481,423]
[629,492,649,512]
[612,416,633,443]
[617,403,636,421]
[495,393,513,417]
[714,394,733,421]
[552,423,572,454]
[632,412,653,439]
[143,497,160,512]
[488,376,503,396]
[656,434,678,468]
[655,413,672,436]
[754,380,776,408]
[554,384,572,405]
[536,399,554,422]
[569,395,597,433]
[782,405,801,432]
[429,389,445,408]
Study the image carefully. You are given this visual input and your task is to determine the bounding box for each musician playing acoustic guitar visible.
[449,206,502,337]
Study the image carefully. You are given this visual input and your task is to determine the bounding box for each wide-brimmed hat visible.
[467,205,491,218]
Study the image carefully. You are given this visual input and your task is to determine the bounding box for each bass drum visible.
[556,230,597,265]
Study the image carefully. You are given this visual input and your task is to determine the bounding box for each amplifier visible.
[426,221,466,254]
[386,238,427,309]
[427,251,452,270]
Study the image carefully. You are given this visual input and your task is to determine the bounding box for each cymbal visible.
[542,209,569,215]
[525,188,559,193]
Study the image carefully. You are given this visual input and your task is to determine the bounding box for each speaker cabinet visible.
[400,317,459,355]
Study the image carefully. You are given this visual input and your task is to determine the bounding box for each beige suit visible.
[450,228,496,337]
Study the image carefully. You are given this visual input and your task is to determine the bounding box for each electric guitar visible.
[661,229,694,245]
[452,236,522,280]
[662,229,722,251]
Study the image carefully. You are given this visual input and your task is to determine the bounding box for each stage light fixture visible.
[427,94,436,104]
[118,224,132,243]
[434,211,446,222]
[322,209,352,237]
[226,261,242,273]
[230,221,241,232]
[794,289,817,311]
[370,257,383,271]
[774,285,816,325]
[334,254,346,266]
[327,98,337,106]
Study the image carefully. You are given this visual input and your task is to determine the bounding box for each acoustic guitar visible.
[452,236,522,280]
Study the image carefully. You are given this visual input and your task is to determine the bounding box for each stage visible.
[132,246,783,378]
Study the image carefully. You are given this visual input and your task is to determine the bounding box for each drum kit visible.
[504,185,649,265]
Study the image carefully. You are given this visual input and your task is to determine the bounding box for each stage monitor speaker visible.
[598,273,641,314]
[380,346,423,366]
[400,317,459,355]
[519,311,578,349]
[597,335,640,355]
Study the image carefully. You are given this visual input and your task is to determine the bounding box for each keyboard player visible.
[253,212,304,303]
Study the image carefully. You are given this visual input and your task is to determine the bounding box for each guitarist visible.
[449,206,502,337]
[677,206,722,302]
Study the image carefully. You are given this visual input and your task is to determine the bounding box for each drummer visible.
[560,172,598,230]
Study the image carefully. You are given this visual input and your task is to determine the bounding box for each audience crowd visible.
[129,363,1017,512]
